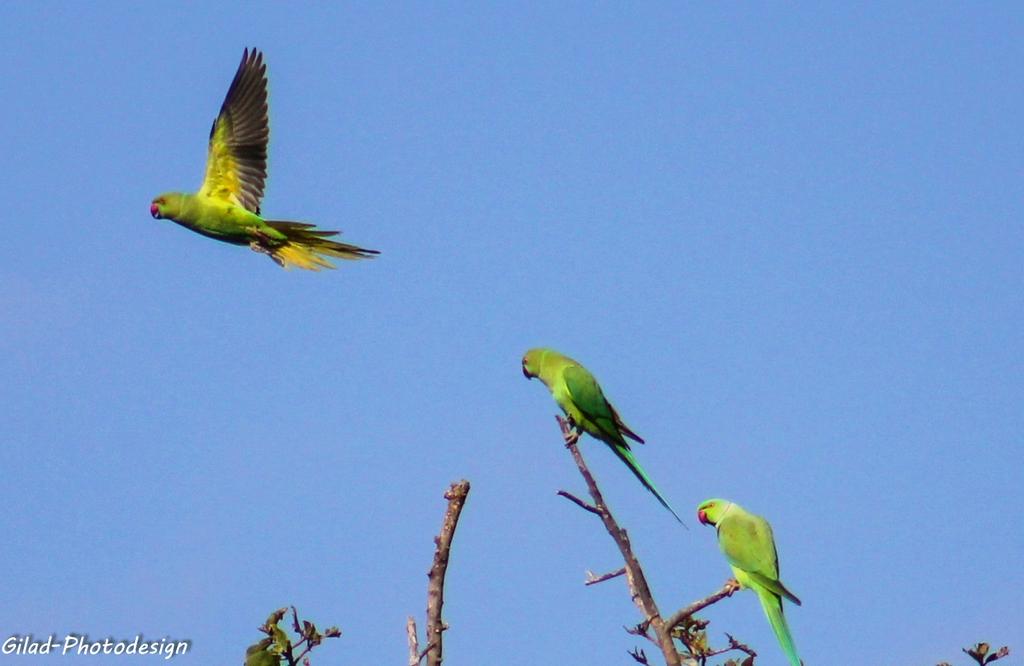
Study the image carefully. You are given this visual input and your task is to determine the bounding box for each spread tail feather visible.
[265,220,379,271]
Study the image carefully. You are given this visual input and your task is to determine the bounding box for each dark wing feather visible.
[200,48,269,213]
[564,365,637,447]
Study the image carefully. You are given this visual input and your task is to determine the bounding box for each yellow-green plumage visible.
[522,347,683,523]
[698,498,802,666]
[150,48,378,270]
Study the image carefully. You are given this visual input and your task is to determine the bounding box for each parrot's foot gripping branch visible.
[561,422,581,448]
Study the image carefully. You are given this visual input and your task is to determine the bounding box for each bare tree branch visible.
[664,578,741,631]
[585,567,627,586]
[555,415,683,666]
[424,479,471,666]
[406,617,420,666]
[716,632,757,660]
[625,620,657,643]
[557,489,602,515]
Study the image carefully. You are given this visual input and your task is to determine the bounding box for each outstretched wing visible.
[200,48,269,213]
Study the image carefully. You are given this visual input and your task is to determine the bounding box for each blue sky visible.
[1,3,1021,665]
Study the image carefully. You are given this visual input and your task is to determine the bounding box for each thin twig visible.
[557,490,602,515]
[425,479,471,666]
[664,578,741,631]
[555,415,682,666]
[696,632,757,662]
[716,633,757,660]
[585,567,627,586]
[625,621,656,643]
[291,646,312,665]
[406,617,420,666]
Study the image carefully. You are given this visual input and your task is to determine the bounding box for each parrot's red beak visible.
[697,509,709,525]
[150,203,161,218]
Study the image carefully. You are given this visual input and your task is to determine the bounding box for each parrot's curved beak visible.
[522,364,532,379]
[697,509,709,525]
[150,203,161,219]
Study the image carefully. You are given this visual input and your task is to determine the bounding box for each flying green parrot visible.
[521,347,683,524]
[697,498,802,666]
[150,48,378,270]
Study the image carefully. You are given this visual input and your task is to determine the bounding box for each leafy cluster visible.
[244,607,341,666]
[937,642,1011,666]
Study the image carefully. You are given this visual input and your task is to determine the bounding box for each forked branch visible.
[553,415,745,665]
[554,415,682,666]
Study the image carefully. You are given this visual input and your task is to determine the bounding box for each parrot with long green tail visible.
[521,348,684,524]
[150,48,378,270]
[697,498,802,666]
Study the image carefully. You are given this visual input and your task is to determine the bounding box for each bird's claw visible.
[555,415,580,447]
[249,241,284,267]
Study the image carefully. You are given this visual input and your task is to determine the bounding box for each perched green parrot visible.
[697,498,802,666]
[150,48,378,270]
[521,347,683,524]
